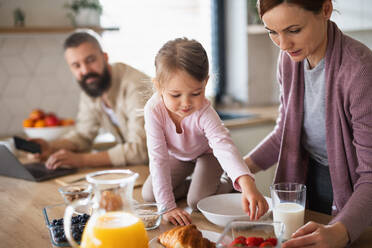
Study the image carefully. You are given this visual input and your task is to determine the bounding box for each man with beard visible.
[32,30,152,169]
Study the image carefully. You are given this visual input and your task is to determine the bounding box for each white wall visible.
[0,0,71,27]
[0,0,80,137]
[247,33,279,106]
[0,33,80,137]
[332,0,372,32]
[332,0,372,50]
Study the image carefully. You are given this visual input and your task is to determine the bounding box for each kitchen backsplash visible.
[0,33,80,137]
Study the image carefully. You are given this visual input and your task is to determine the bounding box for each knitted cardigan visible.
[249,21,372,243]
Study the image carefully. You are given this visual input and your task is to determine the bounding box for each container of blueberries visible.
[43,203,91,247]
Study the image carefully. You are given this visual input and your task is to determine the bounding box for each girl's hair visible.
[257,0,330,18]
[154,37,209,87]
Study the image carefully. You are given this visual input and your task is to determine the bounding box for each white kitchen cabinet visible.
[228,122,276,197]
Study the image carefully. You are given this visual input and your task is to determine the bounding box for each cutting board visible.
[54,164,149,187]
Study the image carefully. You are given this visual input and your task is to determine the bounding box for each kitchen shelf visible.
[0,26,119,34]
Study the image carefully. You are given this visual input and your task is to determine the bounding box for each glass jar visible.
[64,169,148,248]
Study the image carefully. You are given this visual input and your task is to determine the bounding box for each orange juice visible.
[81,212,148,248]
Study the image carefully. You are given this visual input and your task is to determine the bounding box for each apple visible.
[45,115,60,127]
[45,112,57,119]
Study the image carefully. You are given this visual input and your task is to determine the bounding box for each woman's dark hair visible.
[63,30,102,52]
[154,37,209,86]
[257,0,329,18]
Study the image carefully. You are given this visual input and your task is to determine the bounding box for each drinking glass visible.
[270,183,306,240]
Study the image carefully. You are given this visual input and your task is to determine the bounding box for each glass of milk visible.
[270,183,306,240]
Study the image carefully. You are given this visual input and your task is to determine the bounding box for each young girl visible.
[142,38,268,226]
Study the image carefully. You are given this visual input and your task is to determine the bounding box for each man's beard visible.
[78,65,111,98]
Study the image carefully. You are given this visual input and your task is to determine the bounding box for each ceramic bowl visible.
[197,193,272,227]
[24,126,73,141]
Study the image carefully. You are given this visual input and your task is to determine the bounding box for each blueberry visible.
[73,232,81,241]
[61,234,67,241]
[55,236,67,243]
[55,236,62,243]
[54,227,64,237]
[56,219,63,226]
[71,217,79,224]
[82,214,90,222]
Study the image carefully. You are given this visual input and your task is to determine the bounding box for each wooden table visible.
[0,166,371,247]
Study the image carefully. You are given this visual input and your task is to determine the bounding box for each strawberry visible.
[259,241,274,247]
[246,237,264,247]
[265,238,277,246]
[229,236,246,246]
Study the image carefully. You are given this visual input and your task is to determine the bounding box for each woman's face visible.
[262,2,332,67]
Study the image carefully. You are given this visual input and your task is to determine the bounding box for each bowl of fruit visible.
[23,109,75,141]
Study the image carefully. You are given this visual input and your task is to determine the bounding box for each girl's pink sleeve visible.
[144,104,177,211]
[200,106,254,191]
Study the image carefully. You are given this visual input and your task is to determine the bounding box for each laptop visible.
[0,145,77,182]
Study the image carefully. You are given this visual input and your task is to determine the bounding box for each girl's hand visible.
[163,207,192,226]
[282,221,349,248]
[238,175,269,220]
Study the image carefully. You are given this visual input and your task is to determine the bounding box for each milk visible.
[273,202,305,240]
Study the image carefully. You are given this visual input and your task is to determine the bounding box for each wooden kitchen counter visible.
[1,165,371,247]
[217,104,279,129]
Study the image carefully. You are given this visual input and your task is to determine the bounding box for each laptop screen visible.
[0,145,77,181]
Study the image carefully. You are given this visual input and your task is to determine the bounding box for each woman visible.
[244,0,372,247]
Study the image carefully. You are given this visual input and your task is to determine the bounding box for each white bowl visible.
[197,193,272,227]
[24,126,72,141]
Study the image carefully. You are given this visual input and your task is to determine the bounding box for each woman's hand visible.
[238,175,269,220]
[45,149,85,170]
[282,221,349,248]
[163,207,192,226]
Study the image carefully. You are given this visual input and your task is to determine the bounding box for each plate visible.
[148,229,220,248]
[197,193,272,226]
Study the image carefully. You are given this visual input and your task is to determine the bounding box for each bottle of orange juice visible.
[64,170,149,248]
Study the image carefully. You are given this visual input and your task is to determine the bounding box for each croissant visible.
[158,224,216,248]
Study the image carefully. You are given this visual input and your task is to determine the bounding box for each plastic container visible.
[216,221,285,248]
[42,203,91,247]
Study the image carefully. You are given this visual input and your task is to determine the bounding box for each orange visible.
[23,118,34,128]
[61,118,75,126]
[29,109,45,121]
[34,119,46,128]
